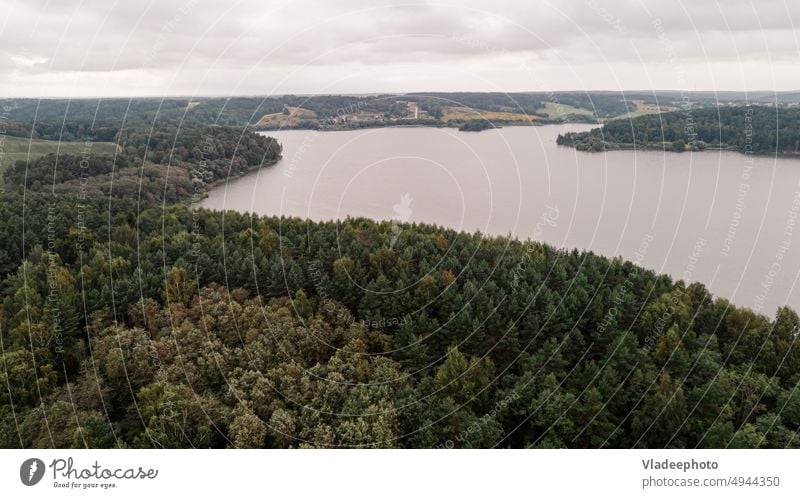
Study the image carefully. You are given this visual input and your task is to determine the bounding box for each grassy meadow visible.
[0,135,118,186]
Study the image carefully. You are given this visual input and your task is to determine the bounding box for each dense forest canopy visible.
[557,106,800,155]
[3,125,281,203]
[2,187,800,448]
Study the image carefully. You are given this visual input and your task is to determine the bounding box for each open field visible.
[285,105,316,117]
[536,101,596,118]
[606,99,677,121]
[441,106,537,122]
[255,105,318,127]
[0,135,119,185]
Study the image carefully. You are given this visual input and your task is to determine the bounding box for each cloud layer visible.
[1,0,798,96]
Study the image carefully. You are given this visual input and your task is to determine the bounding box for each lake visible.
[198,124,800,315]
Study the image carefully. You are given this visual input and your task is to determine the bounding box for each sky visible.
[0,0,798,97]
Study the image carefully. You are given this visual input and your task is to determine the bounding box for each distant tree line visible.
[4,125,281,203]
[406,92,630,118]
[557,106,800,155]
[0,93,667,140]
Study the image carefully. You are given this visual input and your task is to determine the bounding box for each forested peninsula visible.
[557,107,800,155]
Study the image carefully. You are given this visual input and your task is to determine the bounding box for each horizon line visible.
[3,89,800,100]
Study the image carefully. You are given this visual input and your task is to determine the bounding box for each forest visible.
[2,109,800,448]
[6,94,800,144]
[2,162,800,447]
[3,125,281,203]
[0,94,605,128]
[557,106,800,155]
[0,92,684,139]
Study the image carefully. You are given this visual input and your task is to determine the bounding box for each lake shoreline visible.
[558,141,800,159]
[201,124,800,313]
[253,118,598,134]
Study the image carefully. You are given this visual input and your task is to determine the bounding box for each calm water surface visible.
[199,124,800,314]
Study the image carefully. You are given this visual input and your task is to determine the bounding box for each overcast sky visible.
[1,0,798,97]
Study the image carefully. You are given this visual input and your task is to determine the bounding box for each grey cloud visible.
[0,0,797,96]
